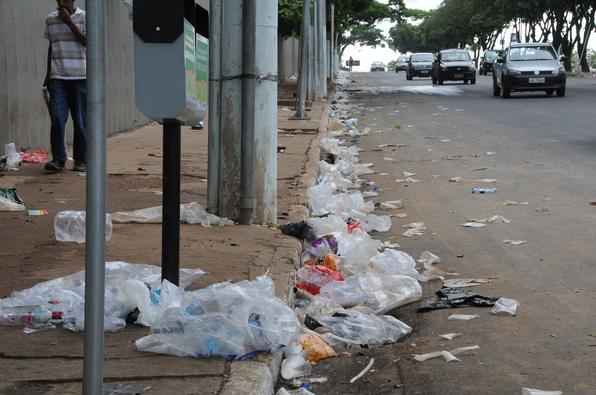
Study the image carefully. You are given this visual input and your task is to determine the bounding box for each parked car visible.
[396,56,409,72]
[479,50,500,75]
[370,62,386,72]
[406,53,434,80]
[432,49,476,85]
[492,42,566,98]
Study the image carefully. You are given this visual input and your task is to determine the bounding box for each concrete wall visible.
[278,37,300,82]
[0,0,146,150]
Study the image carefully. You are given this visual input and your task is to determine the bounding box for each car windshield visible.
[509,46,556,61]
[485,51,497,61]
[442,51,471,62]
[412,54,433,62]
[399,57,408,62]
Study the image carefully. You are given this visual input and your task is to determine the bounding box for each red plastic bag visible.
[296,265,344,295]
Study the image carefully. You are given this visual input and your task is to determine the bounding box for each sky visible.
[342,0,595,72]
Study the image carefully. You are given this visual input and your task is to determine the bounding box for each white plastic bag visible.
[111,202,233,226]
[521,388,562,395]
[4,143,22,170]
[491,297,519,316]
[317,309,412,345]
[370,249,419,279]
[308,215,346,237]
[357,272,422,314]
[356,214,392,233]
[335,230,382,274]
[54,211,112,243]
[319,276,368,307]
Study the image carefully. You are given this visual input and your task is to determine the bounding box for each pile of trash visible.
[0,262,301,360]
[0,143,49,171]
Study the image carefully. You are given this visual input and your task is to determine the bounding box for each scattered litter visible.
[455,109,464,112]
[448,314,479,321]
[0,188,26,211]
[395,86,463,96]
[439,333,461,341]
[379,172,389,176]
[383,157,394,161]
[281,344,312,380]
[277,388,316,395]
[503,240,528,246]
[443,278,490,288]
[370,249,419,279]
[491,297,519,316]
[403,171,416,177]
[296,265,344,295]
[535,207,550,213]
[504,200,529,206]
[418,287,498,312]
[478,215,511,224]
[402,222,426,237]
[394,213,408,219]
[472,187,497,194]
[396,177,421,184]
[449,177,463,183]
[413,345,479,363]
[362,191,380,198]
[461,222,487,228]
[521,388,562,395]
[28,209,49,216]
[21,149,49,164]
[417,251,457,282]
[54,211,113,243]
[440,139,451,143]
[104,383,151,395]
[300,333,337,363]
[112,202,233,226]
[473,167,488,172]
[350,357,375,383]
[3,143,22,170]
[474,178,497,184]
[381,200,403,209]
[486,152,496,156]
[382,241,401,249]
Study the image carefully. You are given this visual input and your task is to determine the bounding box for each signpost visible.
[133,0,209,284]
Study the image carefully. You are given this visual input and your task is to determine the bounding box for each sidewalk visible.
[0,102,327,395]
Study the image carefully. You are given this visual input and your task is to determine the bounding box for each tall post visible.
[241,0,278,224]
[207,0,222,214]
[312,0,321,99]
[318,0,327,98]
[219,0,244,218]
[330,1,335,81]
[162,119,181,286]
[83,0,106,394]
[295,0,311,119]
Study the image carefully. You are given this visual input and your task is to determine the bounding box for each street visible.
[310,72,596,394]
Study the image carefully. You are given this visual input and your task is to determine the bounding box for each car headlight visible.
[507,68,521,75]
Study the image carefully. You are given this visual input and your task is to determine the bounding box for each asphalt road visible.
[309,72,596,395]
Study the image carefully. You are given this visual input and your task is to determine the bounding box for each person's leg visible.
[66,80,87,169]
[46,79,69,170]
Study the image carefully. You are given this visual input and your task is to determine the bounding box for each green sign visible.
[182,20,208,125]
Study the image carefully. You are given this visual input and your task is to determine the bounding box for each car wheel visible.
[406,73,412,81]
[432,77,437,85]
[493,77,501,96]
[438,79,444,85]
[502,83,511,98]
[464,80,469,85]
[557,86,566,97]
[471,78,476,85]
[545,89,554,96]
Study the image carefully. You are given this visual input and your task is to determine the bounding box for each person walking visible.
[43,0,87,173]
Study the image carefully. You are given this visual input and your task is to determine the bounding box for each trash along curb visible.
[220,102,329,395]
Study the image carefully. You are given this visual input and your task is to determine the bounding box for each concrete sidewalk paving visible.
[0,102,327,395]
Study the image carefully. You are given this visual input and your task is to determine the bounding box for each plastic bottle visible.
[0,306,64,328]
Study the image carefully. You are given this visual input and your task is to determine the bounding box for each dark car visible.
[432,49,476,85]
[493,43,566,98]
[406,53,434,80]
[479,50,500,75]
[370,61,386,72]
[396,55,409,72]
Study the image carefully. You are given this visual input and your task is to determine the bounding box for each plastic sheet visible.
[112,202,233,226]
[335,230,382,274]
[317,309,412,345]
[521,389,562,395]
[300,333,337,363]
[319,276,367,308]
[296,265,344,295]
[491,297,519,316]
[357,272,422,314]
[4,143,22,170]
[54,211,113,243]
[370,249,419,279]
[308,215,347,237]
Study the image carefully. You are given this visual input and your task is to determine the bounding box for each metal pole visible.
[308,1,316,102]
[83,0,106,393]
[207,0,222,214]
[295,0,310,119]
[330,1,335,81]
[162,119,181,286]
[318,0,327,98]
[219,0,243,219]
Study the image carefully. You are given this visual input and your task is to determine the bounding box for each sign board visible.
[134,1,208,126]
[346,59,360,66]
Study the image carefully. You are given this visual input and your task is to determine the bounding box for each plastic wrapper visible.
[4,143,22,170]
[317,309,412,345]
[308,183,336,216]
[491,297,519,316]
[521,389,562,395]
[369,249,419,279]
[54,211,112,243]
[136,276,300,359]
[305,235,339,259]
[0,188,26,211]
[355,214,392,233]
[304,296,343,318]
[296,265,344,295]
[111,202,233,226]
[300,333,337,363]
[357,272,422,314]
[318,161,353,191]
[319,276,367,307]
[322,254,341,272]
[335,229,382,274]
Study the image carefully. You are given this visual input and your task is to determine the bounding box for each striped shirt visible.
[44,8,86,80]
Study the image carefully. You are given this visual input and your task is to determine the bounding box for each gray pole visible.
[294,0,310,119]
[330,1,335,81]
[240,0,278,224]
[207,0,222,214]
[318,0,327,98]
[83,0,106,394]
[313,0,321,99]
[308,1,316,102]
[219,0,244,219]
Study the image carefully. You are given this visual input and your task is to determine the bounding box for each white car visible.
[371,62,386,72]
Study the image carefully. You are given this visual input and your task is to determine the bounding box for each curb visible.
[219,102,328,395]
